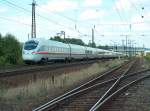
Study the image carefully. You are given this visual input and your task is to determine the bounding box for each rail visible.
[0,60,97,77]
[33,60,134,111]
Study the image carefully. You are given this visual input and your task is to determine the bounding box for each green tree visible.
[0,34,3,56]
[50,36,63,42]
[3,33,22,65]
[88,41,96,48]
[97,45,109,50]
[0,34,5,66]
[64,38,85,46]
[50,36,86,46]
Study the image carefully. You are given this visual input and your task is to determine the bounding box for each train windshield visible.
[24,40,39,50]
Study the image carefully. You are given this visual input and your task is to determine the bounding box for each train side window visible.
[43,46,45,51]
[64,48,65,53]
[52,47,54,52]
[51,47,53,52]
[55,47,57,52]
[52,47,55,52]
[44,46,48,51]
[49,47,50,52]
[48,47,50,51]
[85,50,92,54]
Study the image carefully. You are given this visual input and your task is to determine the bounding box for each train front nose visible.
[22,50,34,61]
[22,40,39,63]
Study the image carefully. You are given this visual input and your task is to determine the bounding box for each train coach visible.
[22,38,125,64]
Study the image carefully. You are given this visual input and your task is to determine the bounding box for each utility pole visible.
[134,43,136,56]
[120,35,128,56]
[143,44,145,56]
[31,0,37,38]
[128,40,131,57]
[61,31,65,39]
[122,40,125,54]
[92,28,94,47]
[28,33,30,40]
[126,35,128,56]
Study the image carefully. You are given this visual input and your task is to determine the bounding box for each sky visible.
[0,0,150,48]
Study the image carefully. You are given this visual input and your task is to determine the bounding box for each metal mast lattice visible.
[31,0,36,38]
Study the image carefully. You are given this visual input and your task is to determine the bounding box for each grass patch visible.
[145,55,150,61]
[0,59,125,111]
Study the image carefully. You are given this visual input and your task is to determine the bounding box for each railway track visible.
[0,60,98,77]
[93,70,150,111]
[32,59,145,111]
[90,60,148,111]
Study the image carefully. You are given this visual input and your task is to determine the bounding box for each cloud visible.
[113,0,148,11]
[145,12,150,22]
[84,0,102,7]
[131,12,150,31]
[80,9,105,20]
[131,11,150,24]
[0,7,7,13]
[10,16,31,26]
[132,23,149,31]
[113,0,131,11]
[131,15,144,23]
[37,0,78,13]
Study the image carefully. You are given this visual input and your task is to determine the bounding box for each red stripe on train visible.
[32,52,49,54]
[32,52,86,55]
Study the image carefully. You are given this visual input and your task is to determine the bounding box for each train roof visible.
[26,38,124,55]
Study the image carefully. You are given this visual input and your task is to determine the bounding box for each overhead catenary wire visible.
[37,1,93,35]
[38,6,88,38]
[0,16,31,27]
[37,3,94,27]
[112,0,129,34]
[0,0,149,41]
[37,0,148,26]
[128,0,150,25]
[127,0,141,15]
[0,0,80,33]
[112,0,127,23]
[0,16,59,35]
[115,0,128,22]
[37,1,77,23]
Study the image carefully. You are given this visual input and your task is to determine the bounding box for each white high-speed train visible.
[22,38,124,63]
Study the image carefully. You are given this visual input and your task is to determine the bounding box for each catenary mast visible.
[31,0,36,38]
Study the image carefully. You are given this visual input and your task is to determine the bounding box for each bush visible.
[0,56,6,66]
[0,34,4,57]
[145,55,150,61]
[0,33,23,66]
